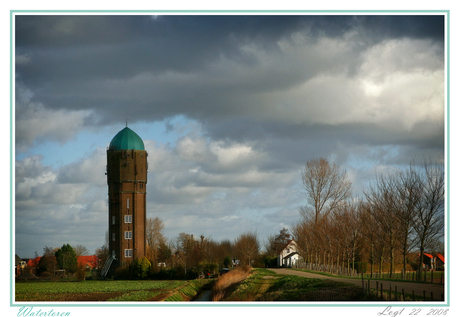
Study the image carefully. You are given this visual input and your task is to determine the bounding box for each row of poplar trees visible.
[292,157,444,281]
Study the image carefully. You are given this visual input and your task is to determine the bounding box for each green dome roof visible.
[109,127,145,150]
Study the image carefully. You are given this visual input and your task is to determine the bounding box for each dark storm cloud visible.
[15,15,444,114]
[15,15,306,85]
[358,15,444,42]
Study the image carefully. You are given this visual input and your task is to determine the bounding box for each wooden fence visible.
[361,276,444,301]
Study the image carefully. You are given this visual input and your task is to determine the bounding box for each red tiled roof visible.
[77,255,98,268]
[437,254,445,263]
[27,257,41,267]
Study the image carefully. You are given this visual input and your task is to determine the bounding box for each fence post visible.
[395,286,398,301]
[431,292,434,301]
[381,283,383,300]
[423,290,426,301]
[412,290,415,301]
[389,284,392,301]
[402,289,405,301]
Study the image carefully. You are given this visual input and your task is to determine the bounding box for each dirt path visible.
[270,268,446,301]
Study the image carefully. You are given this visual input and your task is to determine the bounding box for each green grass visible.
[221,268,363,301]
[109,290,163,301]
[292,268,444,284]
[16,278,213,302]
[163,279,212,301]
[15,280,192,301]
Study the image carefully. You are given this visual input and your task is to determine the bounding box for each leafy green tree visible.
[223,256,231,268]
[55,244,78,273]
[133,257,151,279]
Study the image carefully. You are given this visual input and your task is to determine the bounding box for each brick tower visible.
[106,126,147,268]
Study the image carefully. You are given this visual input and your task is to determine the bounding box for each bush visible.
[76,263,86,282]
[223,256,232,268]
[264,256,278,268]
[199,262,219,277]
[353,262,368,274]
[150,267,187,280]
[114,266,131,280]
[133,257,151,279]
[240,265,252,274]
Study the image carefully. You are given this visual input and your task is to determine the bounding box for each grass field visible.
[216,268,365,301]
[15,279,211,301]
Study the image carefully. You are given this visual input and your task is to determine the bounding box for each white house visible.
[277,240,301,268]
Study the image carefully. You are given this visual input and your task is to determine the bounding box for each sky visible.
[13,14,446,258]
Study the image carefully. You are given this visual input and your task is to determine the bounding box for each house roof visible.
[77,255,99,268]
[27,257,41,267]
[280,239,296,251]
[283,252,299,259]
[420,253,445,263]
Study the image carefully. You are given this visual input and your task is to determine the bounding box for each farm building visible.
[277,240,302,268]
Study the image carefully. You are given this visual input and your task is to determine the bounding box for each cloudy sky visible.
[14,14,445,258]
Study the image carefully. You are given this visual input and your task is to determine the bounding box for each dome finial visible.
[126,111,129,127]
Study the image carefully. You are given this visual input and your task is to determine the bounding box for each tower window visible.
[112,216,116,225]
[125,231,132,239]
[125,249,133,258]
[112,233,116,242]
[127,198,130,209]
[124,215,132,223]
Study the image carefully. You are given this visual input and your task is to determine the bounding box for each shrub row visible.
[113,258,220,280]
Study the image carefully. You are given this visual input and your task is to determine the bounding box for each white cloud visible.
[15,83,93,151]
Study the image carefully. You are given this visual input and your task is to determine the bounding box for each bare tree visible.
[301,158,352,224]
[394,166,420,279]
[73,245,89,258]
[413,161,444,280]
[365,172,401,278]
[146,217,166,265]
[233,231,260,267]
[95,231,109,270]
[360,201,383,277]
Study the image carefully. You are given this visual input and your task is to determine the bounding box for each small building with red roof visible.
[77,255,99,270]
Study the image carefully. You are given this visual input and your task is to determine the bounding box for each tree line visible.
[31,157,444,281]
[291,158,445,280]
[94,218,262,279]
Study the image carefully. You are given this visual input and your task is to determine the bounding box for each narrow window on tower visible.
[112,216,116,225]
[125,249,133,258]
[125,231,132,239]
[112,233,116,242]
[124,215,132,223]
[127,198,130,209]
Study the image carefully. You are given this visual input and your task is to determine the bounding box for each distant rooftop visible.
[109,127,145,151]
